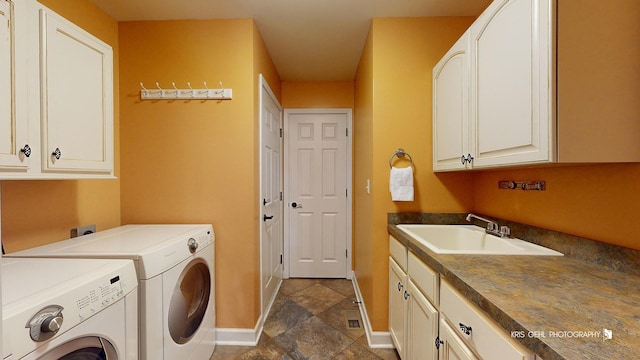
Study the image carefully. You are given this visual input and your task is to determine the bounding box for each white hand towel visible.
[389,166,414,201]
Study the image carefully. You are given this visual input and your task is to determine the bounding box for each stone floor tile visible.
[333,341,384,360]
[316,298,364,340]
[278,278,319,296]
[318,278,356,297]
[263,297,313,338]
[272,316,353,359]
[289,283,346,314]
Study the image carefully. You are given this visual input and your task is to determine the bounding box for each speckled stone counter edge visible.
[388,212,640,277]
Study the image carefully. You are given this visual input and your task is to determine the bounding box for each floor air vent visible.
[344,309,363,329]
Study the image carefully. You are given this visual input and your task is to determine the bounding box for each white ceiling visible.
[89,0,489,82]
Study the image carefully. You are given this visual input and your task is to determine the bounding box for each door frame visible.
[283,108,353,279]
[258,74,283,315]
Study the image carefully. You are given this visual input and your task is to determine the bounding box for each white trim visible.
[258,74,283,316]
[351,271,395,349]
[283,108,353,279]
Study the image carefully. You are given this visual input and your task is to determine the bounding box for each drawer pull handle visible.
[397,282,403,292]
[459,323,473,335]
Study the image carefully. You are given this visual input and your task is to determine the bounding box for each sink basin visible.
[396,224,563,256]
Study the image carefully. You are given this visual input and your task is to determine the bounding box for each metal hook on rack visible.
[186,82,195,97]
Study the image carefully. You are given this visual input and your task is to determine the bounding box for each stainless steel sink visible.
[396,224,562,256]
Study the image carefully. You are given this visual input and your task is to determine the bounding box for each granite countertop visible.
[388,214,640,360]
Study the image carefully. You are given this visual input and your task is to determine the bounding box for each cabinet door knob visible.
[397,282,403,292]
[20,144,32,158]
[459,322,473,335]
[52,148,62,160]
[403,290,410,300]
[461,155,466,165]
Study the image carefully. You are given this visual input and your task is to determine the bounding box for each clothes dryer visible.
[1,258,138,360]
[7,224,216,360]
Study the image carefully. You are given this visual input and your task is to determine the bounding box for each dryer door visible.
[35,336,117,359]
[167,258,211,344]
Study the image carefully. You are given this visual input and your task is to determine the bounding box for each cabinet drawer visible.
[440,280,534,360]
[389,235,407,271]
[407,251,438,306]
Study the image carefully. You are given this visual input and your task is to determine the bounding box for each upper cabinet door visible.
[433,31,470,171]
[39,8,114,174]
[0,0,30,172]
[469,0,552,167]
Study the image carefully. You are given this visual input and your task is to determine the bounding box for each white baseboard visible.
[351,271,395,349]
[215,279,282,346]
[215,326,261,346]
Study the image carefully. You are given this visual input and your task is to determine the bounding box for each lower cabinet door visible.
[389,257,407,359]
[439,319,478,360]
[406,280,438,360]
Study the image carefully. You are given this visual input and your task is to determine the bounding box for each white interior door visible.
[285,109,350,278]
[260,75,283,313]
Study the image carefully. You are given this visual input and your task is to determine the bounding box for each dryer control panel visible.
[76,274,129,321]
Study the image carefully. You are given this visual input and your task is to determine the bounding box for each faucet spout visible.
[465,213,511,238]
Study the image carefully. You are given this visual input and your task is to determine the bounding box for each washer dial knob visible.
[27,305,64,342]
[188,238,198,253]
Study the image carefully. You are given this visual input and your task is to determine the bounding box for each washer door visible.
[167,258,211,344]
[37,336,117,359]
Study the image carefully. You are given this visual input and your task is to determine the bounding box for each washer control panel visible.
[75,274,125,321]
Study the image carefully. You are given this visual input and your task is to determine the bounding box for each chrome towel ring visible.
[389,148,414,168]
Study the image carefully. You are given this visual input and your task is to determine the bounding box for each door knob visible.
[263,214,274,222]
[291,202,303,208]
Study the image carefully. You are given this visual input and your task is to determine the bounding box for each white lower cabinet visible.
[389,257,407,358]
[406,279,438,360]
[390,235,537,360]
[440,280,534,360]
[439,319,478,360]
[389,237,439,360]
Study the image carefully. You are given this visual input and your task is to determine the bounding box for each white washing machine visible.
[7,224,216,360]
[1,257,138,359]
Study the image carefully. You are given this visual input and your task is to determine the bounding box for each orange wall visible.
[1,0,121,252]
[281,82,354,108]
[354,25,376,328]
[474,164,640,250]
[354,17,475,331]
[118,19,280,329]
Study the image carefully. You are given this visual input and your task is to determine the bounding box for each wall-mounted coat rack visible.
[498,180,546,191]
[139,81,232,100]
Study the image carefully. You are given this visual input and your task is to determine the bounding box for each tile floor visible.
[211,278,400,360]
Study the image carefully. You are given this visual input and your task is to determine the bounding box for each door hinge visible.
[280,254,283,264]
[346,249,348,258]
[280,192,282,201]
[346,189,348,197]
[280,128,283,138]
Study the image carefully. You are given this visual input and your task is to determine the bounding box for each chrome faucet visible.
[466,213,511,238]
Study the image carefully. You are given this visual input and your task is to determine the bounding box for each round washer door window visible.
[168,259,211,344]
[38,336,117,359]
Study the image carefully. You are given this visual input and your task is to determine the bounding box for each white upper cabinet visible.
[38,7,114,174]
[470,0,551,168]
[433,31,471,171]
[0,0,30,173]
[433,0,640,171]
[0,0,114,179]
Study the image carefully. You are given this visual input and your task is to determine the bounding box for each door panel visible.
[260,76,283,313]
[287,111,348,278]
